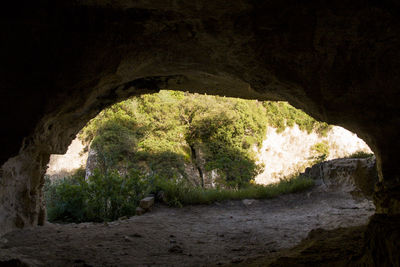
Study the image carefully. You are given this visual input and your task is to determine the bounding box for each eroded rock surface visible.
[303,157,378,199]
[1,0,400,264]
[255,125,372,184]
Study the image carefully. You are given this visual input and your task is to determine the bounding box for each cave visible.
[0,1,399,266]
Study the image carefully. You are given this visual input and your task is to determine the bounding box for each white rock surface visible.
[254,125,371,185]
[46,138,88,179]
[46,125,372,187]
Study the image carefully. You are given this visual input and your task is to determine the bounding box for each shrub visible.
[45,171,314,222]
[45,169,149,223]
[45,171,88,223]
[347,150,374,159]
[78,91,330,189]
[310,142,330,164]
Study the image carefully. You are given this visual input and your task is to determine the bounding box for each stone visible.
[242,199,257,206]
[135,207,145,216]
[168,245,183,254]
[124,236,133,242]
[302,157,378,198]
[139,197,155,210]
[84,148,98,179]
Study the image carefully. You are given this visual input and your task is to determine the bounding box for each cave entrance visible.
[14,91,375,265]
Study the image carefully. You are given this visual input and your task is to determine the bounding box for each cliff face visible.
[80,143,219,188]
[46,139,88,179]
[255,125,371,184]
[47,124,372,187]
[1,1,400,265]
[303,157,378,199]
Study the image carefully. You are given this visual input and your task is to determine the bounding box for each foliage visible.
[346,150,374,159]
[262,101,331,135]
[45,169,314,222]
[44,170,88,223]
[310,141,330,164]
[79,91,329,188]
[46,91,329,222]
[154,175,315,207]
[45,169,148,223]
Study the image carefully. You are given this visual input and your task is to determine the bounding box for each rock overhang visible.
[0,1,400,265]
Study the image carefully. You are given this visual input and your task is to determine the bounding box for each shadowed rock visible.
[0,1,400,265]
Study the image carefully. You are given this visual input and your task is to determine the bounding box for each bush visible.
[346,150,374,159]
[310,142,330,164]
[78,91,330,189]
[45,171,314,222]
[45,169,149,223]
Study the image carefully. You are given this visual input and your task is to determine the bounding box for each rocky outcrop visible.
[303,157,378,199]
[49,124,372,186]
[84,148,98,179]
[83,143,217,187]
[46,138,88,180]
[190,144,217,188]
[267,214,400,267]
[255,125,372,184]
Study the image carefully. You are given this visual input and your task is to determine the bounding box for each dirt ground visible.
[0,186,374,267]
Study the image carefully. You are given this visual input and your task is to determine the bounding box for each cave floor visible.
[0,187,374,267]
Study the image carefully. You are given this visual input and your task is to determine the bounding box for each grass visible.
[45,170,315,223]
[156,175,315,207]
[346,150,374,159]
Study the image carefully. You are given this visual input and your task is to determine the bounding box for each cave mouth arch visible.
[1,1,400,265]
[45,90,375,202]
[9,92,377,266]
[0,72,397,266]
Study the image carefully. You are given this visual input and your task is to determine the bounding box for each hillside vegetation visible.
[79,90,329,187]
[45,91,327,222]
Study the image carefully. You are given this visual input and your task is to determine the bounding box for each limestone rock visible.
[135,207,145,216]
[242,199,257,206]
[85,148,98,179]
[46,138,88,180]
[255,125,372,185]
[303,157,378,198]
[139,197,155,210]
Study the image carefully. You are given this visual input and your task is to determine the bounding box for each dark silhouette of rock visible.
[0,1,400,265]
[303,156,378,198]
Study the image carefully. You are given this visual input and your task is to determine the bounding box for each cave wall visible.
[1,1,400,264]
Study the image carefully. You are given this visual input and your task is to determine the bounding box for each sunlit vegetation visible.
[154,175,314,207]
[310,141,330,164]
[45,171,314,222]
[45,91,326,222]
[346,150,374,159]
[45,169,150,222]
[79,90,328,188]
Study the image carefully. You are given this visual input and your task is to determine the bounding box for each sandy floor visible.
[0,187,374,266]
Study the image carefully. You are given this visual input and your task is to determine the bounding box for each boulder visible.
[135,207,145,216]
[303,157,378,198]
[242,199,257,206]
[139,197,155,210]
